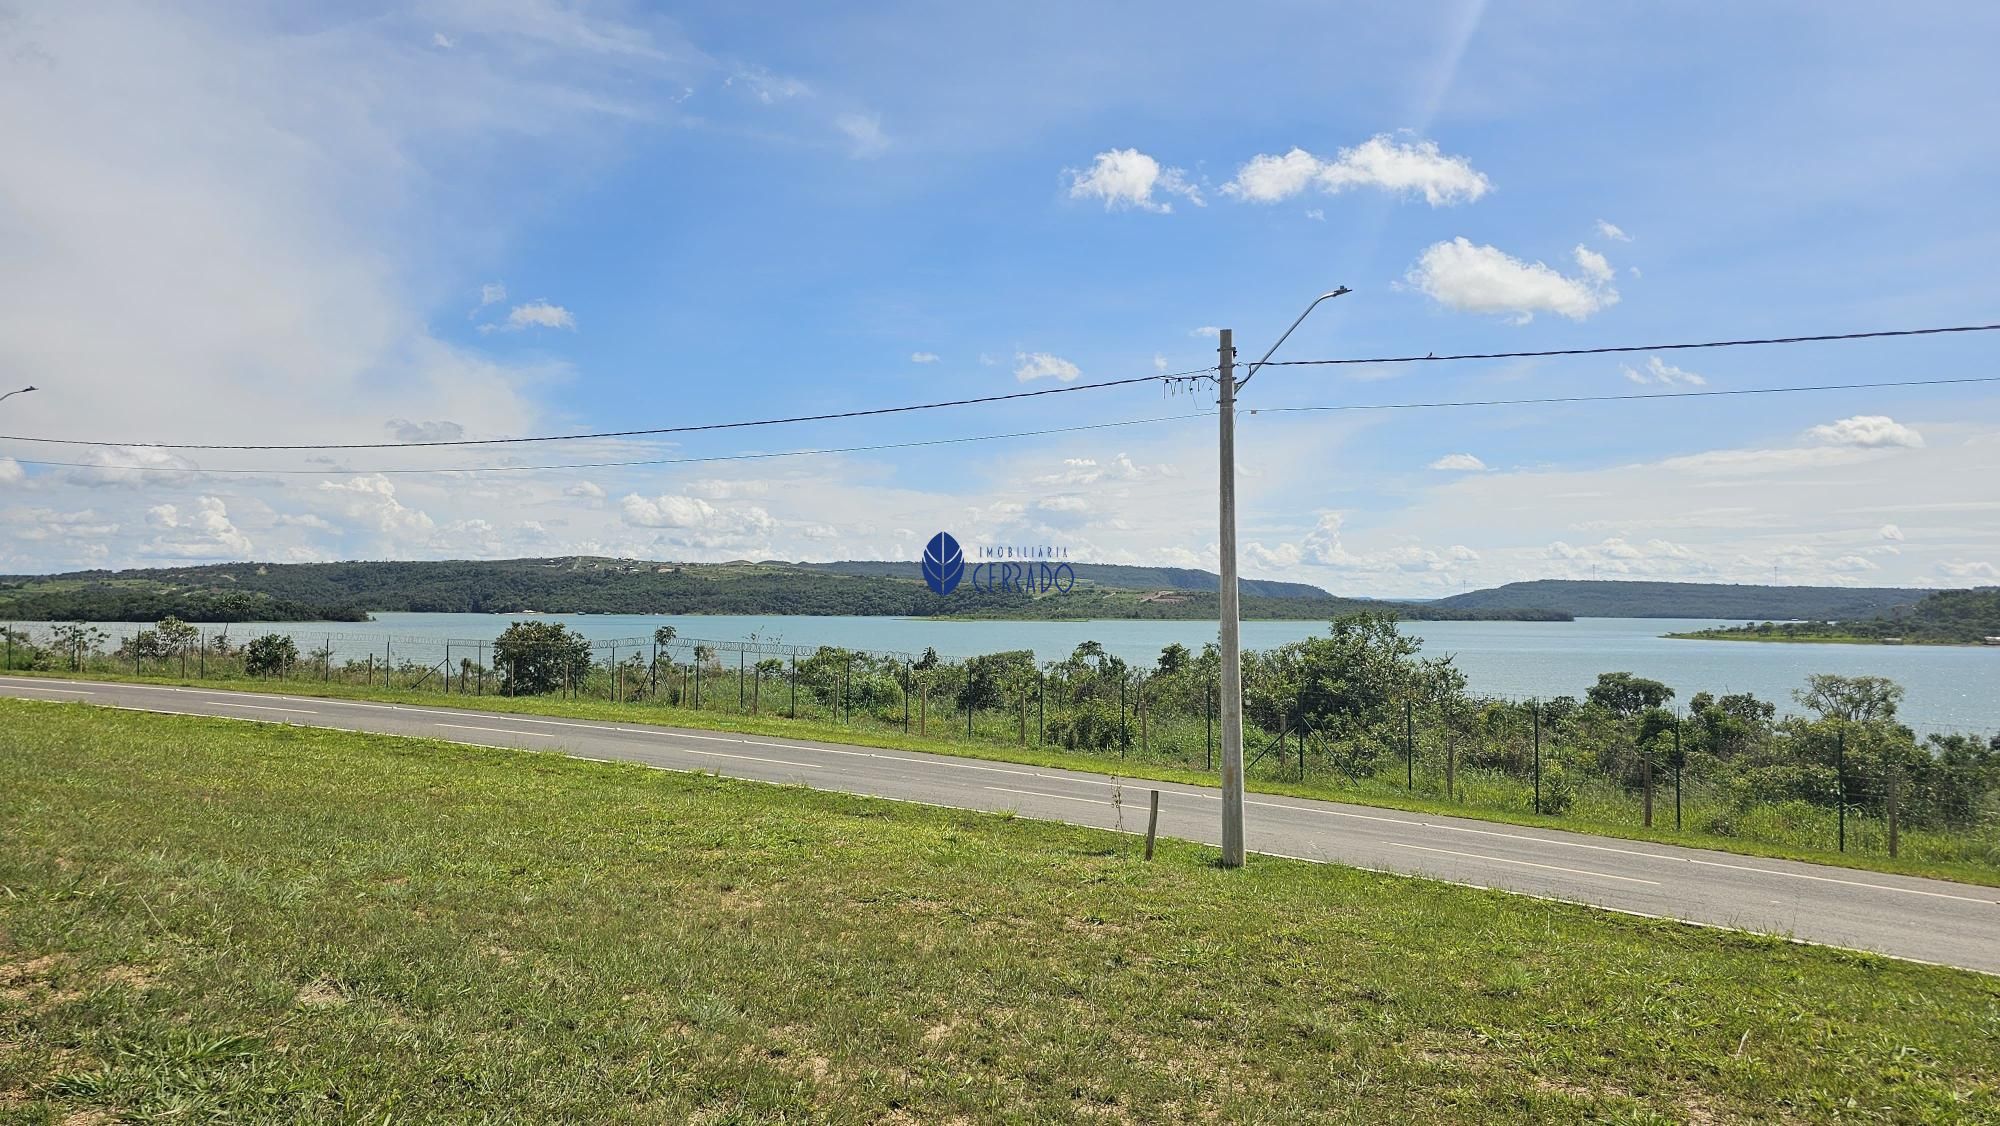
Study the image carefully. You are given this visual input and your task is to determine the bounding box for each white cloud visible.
[727,65,810,104]
[910,351,940,364]
[1595,220,1631,242]
[1191,326,1220,338]
[1013,352,1081,383]
[1152,354,1168,373]
[477,281,506,308]
[318,476,436,543]
[503,301,576,331]
[1572,245,1615,284]
[1224,136,1490,206]
[1807,415,1924,449]
[835,112,889,158]
[1938,560,1998,581]
[1304,208,1325,222]
[565,480,606,500]
[143,494,252,558]
[1880,523,1905,541]
[1428,453,1488,471]
[1621,356,1706,387]
[1066,149,1202,213]
[432,32,455,50]
[385,418,466,443]
[619,490,777,549]
[1405,237,1619,322]
[0,457,21,485]
[1829,554,1880,573]
[69,446,201,488]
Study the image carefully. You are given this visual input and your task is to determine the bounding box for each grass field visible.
[9,666,1998,888]
[3,701,1998,1122]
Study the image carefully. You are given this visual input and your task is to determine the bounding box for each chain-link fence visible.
[5,619,1996,871]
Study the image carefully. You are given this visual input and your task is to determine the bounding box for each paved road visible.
[6,675,1997,974]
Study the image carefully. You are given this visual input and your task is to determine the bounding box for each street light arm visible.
[1235,287,1350,389]
[0,385,35,405]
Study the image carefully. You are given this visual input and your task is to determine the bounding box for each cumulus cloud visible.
[1405,238,1619,322]
[1572,245,1614,284]
[1939,560,1998,581]
[1013,352,1081,383]
[1428,453,1488,471]
[619,490,776,548]
[564,480,606,500]
[1066,149,1202,213]
[1224,136,1490,206]
[835,112,889,158]
[1595,220,1631,242]
[1190,326,1220,338]
[1807,415,1924,449]
[0,457,21,485]
[910,351,940,364]
[318,476,436,542]
[503,301,576,331]
[1829,554,1880,573]
[144,494,252,558]
[69,446,201,488]
[385,418,466,443]
[1621,356,1706,387]
[1880,523,1905,541]
[477,281,506,308]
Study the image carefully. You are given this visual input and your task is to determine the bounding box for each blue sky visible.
[2,1,1998,594]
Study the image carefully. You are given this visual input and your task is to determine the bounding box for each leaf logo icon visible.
[923,531,964,595]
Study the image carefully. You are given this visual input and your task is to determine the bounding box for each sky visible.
[2,1,1998,597]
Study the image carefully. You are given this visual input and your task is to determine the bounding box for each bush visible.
[244,634,299,677]
[1538,763,1576,816]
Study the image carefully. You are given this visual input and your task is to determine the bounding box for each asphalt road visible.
[7,675,1997,975]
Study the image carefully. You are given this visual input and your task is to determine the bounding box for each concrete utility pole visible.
[1215,288,1350,869]
[1217,330,1245,867]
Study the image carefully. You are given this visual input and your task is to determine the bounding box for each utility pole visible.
[1217,328,1246,868]
[1214,288,1350,870]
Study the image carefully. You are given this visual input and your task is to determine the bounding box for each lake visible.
[36,612,1993,736]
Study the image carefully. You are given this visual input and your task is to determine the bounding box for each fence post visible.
[1836,725,1846,853]
[1138,674,1148,755]
[843,655,852,723]
[1673,721,1683,832]
[790,654,797,719]
[199,631,206,678]
[1405,697,1414,791]
[1119,674,1128,757]
[1037,671,1044,747]
[1206,680,1214,770]
[1642,754,1654,828]
[1887,758,1900,858]
[739,648,746,709]
[903,660,911,733]
[920,683,927,736]
[1144,790,1160,861]
[384,639,391,690]
[1531,700,1542,815]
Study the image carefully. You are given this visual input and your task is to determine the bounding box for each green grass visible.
[12,665,1999,889]
[3,701,1997,1122]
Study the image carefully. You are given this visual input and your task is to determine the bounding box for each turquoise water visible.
[49,611,1991,734]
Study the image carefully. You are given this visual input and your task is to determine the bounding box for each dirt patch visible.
[294,980,348,1009]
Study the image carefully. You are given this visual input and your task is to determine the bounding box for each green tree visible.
[493,621,594,695]
[244,634,299,677]
[1587,672,1675,718]
[1795,674,1902,724]
[50,621,107,671]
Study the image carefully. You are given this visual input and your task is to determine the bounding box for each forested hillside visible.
[1672,587,2000,645]
[1434,579,1929,620]
[796,560,1335,600]
[0,558,1561,623]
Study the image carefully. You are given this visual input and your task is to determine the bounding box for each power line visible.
[1245,374,2000,416]
[15,371,1998,478]
[0,368,1213,452]
[5,411,1215,477]
[1256,322,2000,367]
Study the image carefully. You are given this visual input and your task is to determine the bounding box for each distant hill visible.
[793,560,1334,600]
[1434,580,1932,621]
[1670,587,2000,645]
[0,558,1565,624]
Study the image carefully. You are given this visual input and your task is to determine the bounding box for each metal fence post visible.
[1887,758,1900,858]
[1405,698,1414,791]
[1673,720,1683,831]
[789,654,797,719]
[1036,671,1044,747]
[1531,700,1541,814]
[903,660,911,733]
[1836,725,1846,852]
